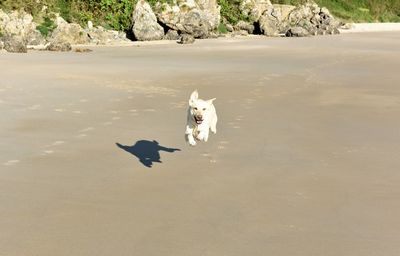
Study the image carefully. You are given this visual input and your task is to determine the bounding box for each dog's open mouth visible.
[194,116,203,124]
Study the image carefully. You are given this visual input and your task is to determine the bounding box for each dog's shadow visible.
[116,140,180,168]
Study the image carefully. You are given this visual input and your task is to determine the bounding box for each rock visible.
[49,16,89,45]
[132,0,164,41]
[231,30,249,37]
[87,20,93,30]
[239,0,272,22]
[285,26,309,37]
[87,26,128,45]
[177,34,195,44]
[154,0,220,38]
[234,20,254,34]
[225,23,234,32]
[259,5,282,36]
[2,35,27,53]
[0,9,45,45]
[163,29,179,40]
[46,41,72,51]
[286,2,341,36]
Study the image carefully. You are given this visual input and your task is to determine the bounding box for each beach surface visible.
[1,32,400,256]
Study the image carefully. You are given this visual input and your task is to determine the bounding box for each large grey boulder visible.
[87,26,128,45]
[2,35,27,53]
[177,34,195,44]
[132,0,164,41]
[0,9,45,45]
[259,5,283,36]
[46,41,72,51]
[49,16,89,45]
[285,26,309,37]
[239,0,272,22]
[154,0,220,38]
[163,29,180,40]
[234,20,255,34]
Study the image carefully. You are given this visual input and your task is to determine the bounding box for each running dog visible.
[185,90,217,146]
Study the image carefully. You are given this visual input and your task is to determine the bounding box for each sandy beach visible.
[1,32,400,256]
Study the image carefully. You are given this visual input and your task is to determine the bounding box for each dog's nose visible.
[197,115,203,119]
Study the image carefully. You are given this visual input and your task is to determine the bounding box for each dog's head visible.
[188,90,216,125]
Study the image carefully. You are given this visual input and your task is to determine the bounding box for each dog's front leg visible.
[197,129,209,142]
[185,125,197,146]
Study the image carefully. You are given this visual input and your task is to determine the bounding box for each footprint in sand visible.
[102,122,113,126]
[72,110,83,114]
[52,141,65,146]
[112,117,121,120]
[27,104,41,110]
[44,141,66,148]
[108,110,119,114]
[3,160,20,166]
[79,127,94,133]
[144,109,156,112]
[54,108,66,112]
[79,99,88,103]
[41,150,54,155]
[76,134,87,138]
[202,153,217,163]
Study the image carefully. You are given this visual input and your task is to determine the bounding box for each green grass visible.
[36,16,57,37]
[218,0,249,24]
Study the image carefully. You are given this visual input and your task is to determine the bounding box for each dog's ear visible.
[189,90,198,106]
[207,98,216,105]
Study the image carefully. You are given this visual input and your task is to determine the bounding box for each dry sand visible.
[1,32,400,256]
[340,22,400,33]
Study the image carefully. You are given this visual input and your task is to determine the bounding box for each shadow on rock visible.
[116,140,180,168]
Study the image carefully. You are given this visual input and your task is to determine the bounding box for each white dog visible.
[185,90,218,146]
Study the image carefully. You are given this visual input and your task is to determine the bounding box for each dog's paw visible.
[188,137,197,146]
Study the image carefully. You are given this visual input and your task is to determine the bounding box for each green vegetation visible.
[218,0,249,24]
[0,0,399,33]
[36,16,57,37]
[218,23,228,33]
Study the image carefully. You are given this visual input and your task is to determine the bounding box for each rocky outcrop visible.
[154,0,220,38]
[286,3,341,36]
[132,0,164,41]
[257,2,340,37]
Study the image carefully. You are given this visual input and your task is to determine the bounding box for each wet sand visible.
[1,32,400,256]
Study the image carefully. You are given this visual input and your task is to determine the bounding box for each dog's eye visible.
[194,107,198,110]
[203,108,206,111]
